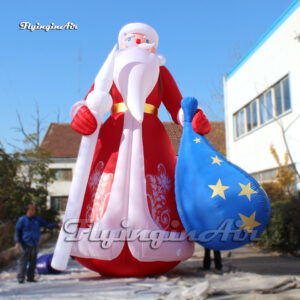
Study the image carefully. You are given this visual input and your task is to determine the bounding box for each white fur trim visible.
[157,54,166,66]
[70,100,86,120]
[118,23,159,48]
[177,106,204,127]
[177,108,184,127]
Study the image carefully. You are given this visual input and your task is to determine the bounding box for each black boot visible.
[203,248,211,270]
[214,250,223,270]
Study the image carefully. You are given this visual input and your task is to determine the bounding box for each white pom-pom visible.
[177,108,184,127]
[177,105,204,127]
[86,90,112,117]
[157,54,166,66]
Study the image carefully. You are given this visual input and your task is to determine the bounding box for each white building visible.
[41,123,80,215]
[224,0,300,188]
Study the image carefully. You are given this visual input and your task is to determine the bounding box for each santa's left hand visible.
[177,107,211,135]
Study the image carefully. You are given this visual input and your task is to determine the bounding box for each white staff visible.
[51,45,117,271]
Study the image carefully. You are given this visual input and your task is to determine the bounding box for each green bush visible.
[0,144,59,252]
[260,200,300,254]
[0,222,15,252]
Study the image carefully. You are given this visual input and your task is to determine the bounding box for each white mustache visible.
[113,47,160,123]
[123,41,155,50]
[138,42,155,50]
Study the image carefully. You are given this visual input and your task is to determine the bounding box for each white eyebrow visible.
[125,33,135,38]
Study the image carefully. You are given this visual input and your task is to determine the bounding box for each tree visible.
[268,144,296,200]
[14,104,57,219]
[274,114,300,179]
[0,145,22,222]
[252,81,300,180]
[0,104,59,251]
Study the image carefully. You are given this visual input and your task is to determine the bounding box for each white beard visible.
[113,47,165,123]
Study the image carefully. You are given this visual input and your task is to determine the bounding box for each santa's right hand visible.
[71,105,98,136]
[86,90,113,117]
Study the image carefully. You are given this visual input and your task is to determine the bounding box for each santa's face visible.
[119,32,156,53]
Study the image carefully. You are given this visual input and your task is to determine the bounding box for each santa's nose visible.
[135,38,141,44]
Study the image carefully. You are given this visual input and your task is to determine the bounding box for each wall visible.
[47,159,75,211]
[224,7,300,176]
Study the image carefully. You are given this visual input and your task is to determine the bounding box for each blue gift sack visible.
[175,97,271,250]
[36,253,61,274]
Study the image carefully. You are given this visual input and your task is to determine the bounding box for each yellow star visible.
[238,211,261,233]
[194,138,201,143]
[238,183,258,201]
[211,155,222,166]
[208,178,230,200]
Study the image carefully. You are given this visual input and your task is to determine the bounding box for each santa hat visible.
[118,22,159,48]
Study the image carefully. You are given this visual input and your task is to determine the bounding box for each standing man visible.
[15,203,61,283]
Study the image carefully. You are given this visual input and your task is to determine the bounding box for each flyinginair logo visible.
[19,22,78,32]
[62,218,259,250]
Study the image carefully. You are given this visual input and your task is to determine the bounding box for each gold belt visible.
[111,102,158,117]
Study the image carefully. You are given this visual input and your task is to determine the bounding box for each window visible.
[53,169,72,181]
[275,82,282,116]
[259,96,265,124]
[235,112,240,138]
[283,77,291,111]
[245,101,258,132]
[274,76,291,116]
[50,196,68,211]
[60,197,68,211]
[265,90,273,121]
[234,109,245,138]
[251,100,258,128]
[50,197,60,210]
[233,75,291,140]
[246,104,251,131]
[240,109,245,135]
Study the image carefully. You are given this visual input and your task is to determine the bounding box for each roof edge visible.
[40,122,55,147]
[226,0,300,80]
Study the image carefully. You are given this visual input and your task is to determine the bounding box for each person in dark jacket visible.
[203,248,222,271]
[15,203,61,283]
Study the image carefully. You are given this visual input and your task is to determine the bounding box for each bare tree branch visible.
[253,81,300,179]
[4,138,23,152]
[285,114,300,132]
[12,102,47,150]
[15,111,36,147]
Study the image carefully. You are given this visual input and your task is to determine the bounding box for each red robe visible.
[73,66,194,276]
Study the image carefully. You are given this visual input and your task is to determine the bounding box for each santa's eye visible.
[145,39,150,44]
[127,37,132,41]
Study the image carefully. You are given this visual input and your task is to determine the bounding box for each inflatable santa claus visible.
[51,22,211,277]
